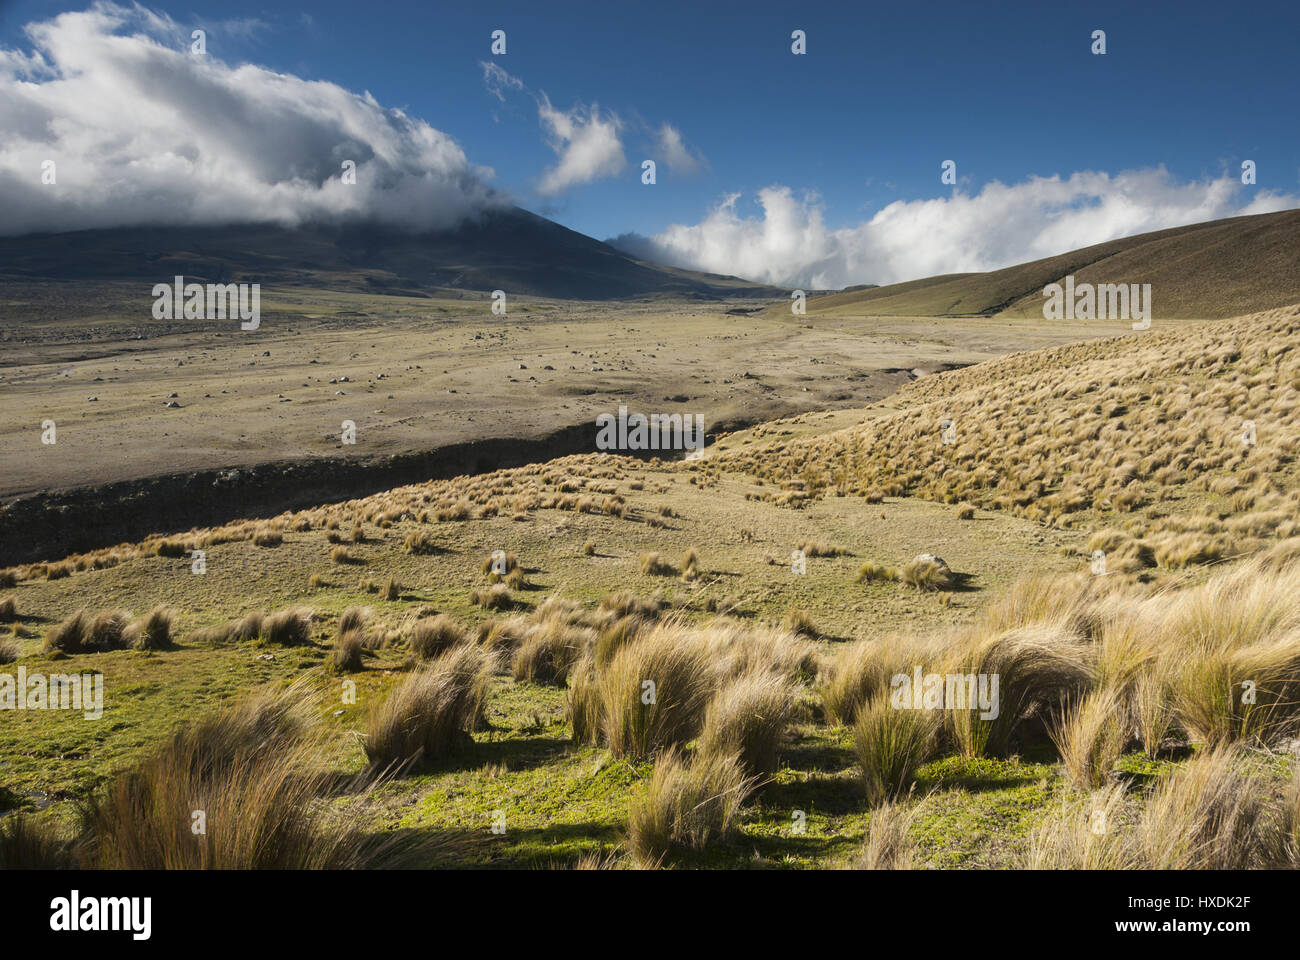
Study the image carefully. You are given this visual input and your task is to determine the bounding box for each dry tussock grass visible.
[365,644,490,772]
[626,747,756,867]
[856,798,926,869]
[43,606,177,654]
[830,554,1300,788]
[9,452,649,587]
[717,304,1300,569]
[1025,746,1298,869]
[1,681,459,869]
[567,613,814,763]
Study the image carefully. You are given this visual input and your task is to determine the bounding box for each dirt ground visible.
[0,282,1151,499]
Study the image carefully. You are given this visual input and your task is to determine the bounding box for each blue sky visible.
[2,1,1297,286]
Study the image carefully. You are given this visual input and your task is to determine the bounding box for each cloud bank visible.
[611,169,1298,288]
[0,2,501,236]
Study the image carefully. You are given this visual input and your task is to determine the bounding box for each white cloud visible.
[535,93,625,195]
[0,3,501,236]
[654,123,704,175]
[617,169,1298,288]
[481,62,658,195]
[195,15,270,43]
[481,61,524,103]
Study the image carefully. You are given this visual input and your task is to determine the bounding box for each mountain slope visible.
[721,301,1300,571]
[796,208,1300,319]
[0,206,782,301]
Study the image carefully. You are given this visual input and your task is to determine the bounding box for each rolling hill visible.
[721,300,1300,571]
[792,208,1300,319]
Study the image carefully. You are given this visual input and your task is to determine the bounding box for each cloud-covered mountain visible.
[0,206,782,300]
[0,2,500,235]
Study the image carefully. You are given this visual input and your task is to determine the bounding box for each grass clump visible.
[260,607,313,646]
[639,552,676,577]
[338,607,369,635]
[944,624,1092,758]
[470,584,513,611]
[332,630,365,673]
[86,609,132,651]
[797,540,850,558]
[404,529,440,555]
[252,528,283,547]
[365,644,489,772]
[512,620,592,685]
[781,607,818,639]
[697,671,794,775]
[409,615,467,660]
[1049,688,1128,790]
[154,539,187,558]
[125,606,176,651]
[626,748,755,867]
[569,618,715,760]
[0,814,75,869]
[1025,746,1293,869]
[820,634,944,725]
[43,608,134,654]
[481,552,519,582]
[43,609,89,654]
[1136,745,1272,869]
[191,611,265,645]
[76,681,444,868]
[853,698,939,807]
[856,561,898,584]
[856,799,925,869]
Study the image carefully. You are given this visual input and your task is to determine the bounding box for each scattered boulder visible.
[901,554,954,591]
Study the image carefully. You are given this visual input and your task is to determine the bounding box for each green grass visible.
[4,448,1290,868]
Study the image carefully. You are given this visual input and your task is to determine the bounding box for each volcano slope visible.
[3,304,1300,870]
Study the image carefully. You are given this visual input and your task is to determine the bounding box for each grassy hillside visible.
[791,208,1300,320]
[4,301,1300,870]
[722,302,1300,570]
